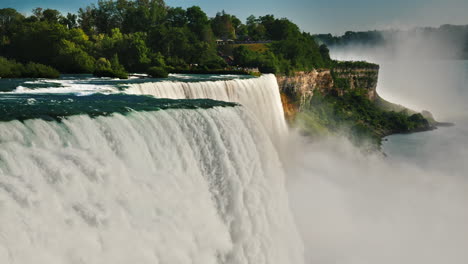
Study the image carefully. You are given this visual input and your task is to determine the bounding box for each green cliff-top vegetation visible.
[0,2,332,78]
[296,90,432,149]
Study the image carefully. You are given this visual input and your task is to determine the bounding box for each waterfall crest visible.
[125,74,288,141]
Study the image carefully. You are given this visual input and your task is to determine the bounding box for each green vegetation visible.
[0,2,331,78]
[0,57,59,78]
[226,15,332,74]
[314,31,385,47]
[147,66,168,78]
[93,56,128,79]
[329,60,379,95]
[332,60,379,70]
[296,90,432,148]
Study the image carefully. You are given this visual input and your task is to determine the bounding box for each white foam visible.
[0,107,303,264]
[125,74,288,142]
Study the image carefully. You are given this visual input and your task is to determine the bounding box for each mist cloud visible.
[285,29,468,263]
[330,29,468,120]
[283,133,468,264]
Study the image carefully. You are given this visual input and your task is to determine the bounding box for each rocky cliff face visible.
[277,67,379,121]
[277,70,334,121]
[332,68,379,100]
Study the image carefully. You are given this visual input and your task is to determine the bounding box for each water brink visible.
[125,74,288,142]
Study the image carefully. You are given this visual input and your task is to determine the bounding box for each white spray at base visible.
[283,133,468,264]
[0,107,303,264]
[125,74,288,141]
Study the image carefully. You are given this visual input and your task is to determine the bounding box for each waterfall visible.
[0,107,303,264]
[125,74,288,141]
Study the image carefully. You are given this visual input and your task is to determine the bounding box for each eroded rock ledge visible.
[277,66,379,121]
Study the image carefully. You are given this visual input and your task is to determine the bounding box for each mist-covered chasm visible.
[284,134,468,264]
[284,29,468,264]
[330,29,468,119]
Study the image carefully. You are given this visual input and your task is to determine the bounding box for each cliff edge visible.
[277,62,434,148]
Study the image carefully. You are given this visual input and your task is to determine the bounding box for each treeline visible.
[332,60,379,70]
[230,15,332,74]
[314,24,468,59]
[0,1,331,78]
[314,31,385,47]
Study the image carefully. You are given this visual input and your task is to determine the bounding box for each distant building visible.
[216,39,234,45]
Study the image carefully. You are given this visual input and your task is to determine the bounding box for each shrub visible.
[258,64,277,74]
[0,57,59,78]
[93,68,128,79]
[147,66,168,78]
[0,57,23,77]
[93,55,128,79]
[23,62,60,78]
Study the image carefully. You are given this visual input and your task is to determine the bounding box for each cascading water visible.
[125,74,288,141]
[0,94,303,264]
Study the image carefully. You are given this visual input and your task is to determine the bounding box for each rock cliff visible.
[277,70,333,121]
[277,66,379,121]
[277,64,436,150]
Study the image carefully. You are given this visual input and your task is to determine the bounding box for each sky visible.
[1,0,467,34]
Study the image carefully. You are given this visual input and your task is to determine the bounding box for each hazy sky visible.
[1,0,467,34]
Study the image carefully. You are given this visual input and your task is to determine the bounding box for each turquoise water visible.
[0,74,249,122]
[0,93,236,122]
[0,74,254,92]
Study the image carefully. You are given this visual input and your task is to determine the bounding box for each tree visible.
[166,7,187,27]
[211,10,236,40]
[54,40,95,73]
[32,8,44,20]
[120,32,151,72]
[121,0,167,32]
[61,13,78,29]
[186,6,211,41]
[0,8,24,34]
[245,15,266,40]
[78,6,96,35]
[94,0,122,34]
[319,44,331,62]
[42,9,62,23]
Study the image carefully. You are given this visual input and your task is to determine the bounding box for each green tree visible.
[61,13,78,29]
[186,6,212,42]
[54,40,95,73]
[211,10,236,40]
[166,7,187,27]
[0,8,24,35]
[42,9,62,23]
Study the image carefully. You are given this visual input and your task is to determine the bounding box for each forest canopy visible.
[0,1,331,78]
